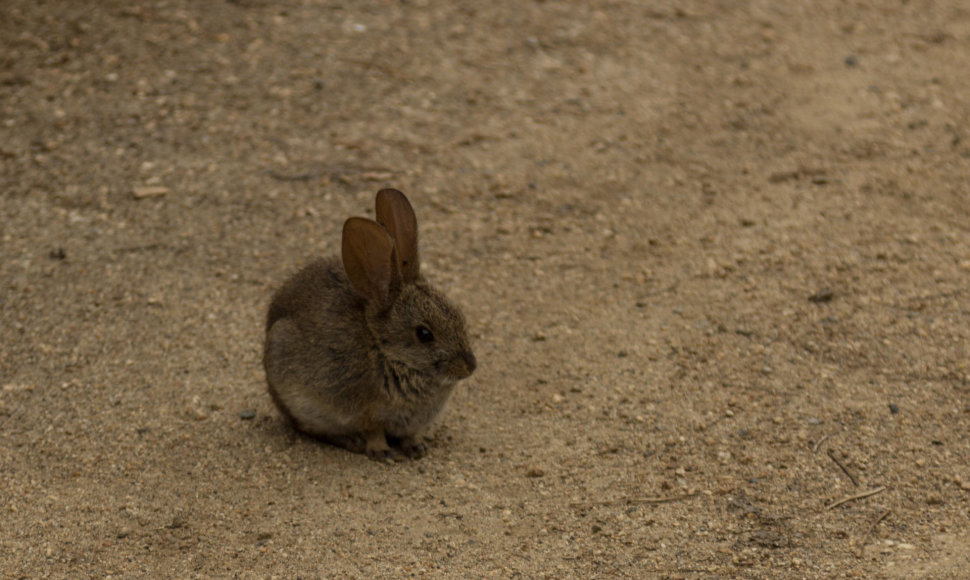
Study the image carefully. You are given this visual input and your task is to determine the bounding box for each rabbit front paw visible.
[396,436,428,459]
[364,431,403,462]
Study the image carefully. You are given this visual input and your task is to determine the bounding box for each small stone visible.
[897,543,916,550]
[166,514,188,529]
[889,404,899,414]
[132,185,169,199]
[238,410,257,420]
[187,407,208,421]
[525,467,545,478]
[187,396,208,420]
[844,55,859,67]
[808,289,834,303]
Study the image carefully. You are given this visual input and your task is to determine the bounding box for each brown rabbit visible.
[263,189,476,460]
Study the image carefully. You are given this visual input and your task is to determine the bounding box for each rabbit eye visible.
[415,326,435,344]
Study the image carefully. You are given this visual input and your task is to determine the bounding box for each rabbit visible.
[263,188,477,461]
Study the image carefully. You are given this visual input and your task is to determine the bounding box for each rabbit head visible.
[342,190,476,383]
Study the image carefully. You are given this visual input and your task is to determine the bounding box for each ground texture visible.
[2,1,970,578]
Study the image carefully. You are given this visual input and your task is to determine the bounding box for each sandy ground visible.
[2,0,970,577]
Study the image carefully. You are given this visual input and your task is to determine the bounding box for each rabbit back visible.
[264,257,385,438]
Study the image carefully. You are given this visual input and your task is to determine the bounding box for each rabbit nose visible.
[461,351,477,375]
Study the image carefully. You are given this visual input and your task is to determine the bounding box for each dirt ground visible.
[2,0,969,577]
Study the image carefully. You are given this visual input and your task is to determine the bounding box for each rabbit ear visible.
[375,188,420,282]
[342,217,400,306]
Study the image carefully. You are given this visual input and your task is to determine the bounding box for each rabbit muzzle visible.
[445,350,476,380]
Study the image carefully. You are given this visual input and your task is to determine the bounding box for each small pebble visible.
[525,467,545,478]
[132,185,170,199]
[896,543,916,550]
[187,407,208,421]
[238,410,257,420]
[808,289,834,303]
[889,404,899,414]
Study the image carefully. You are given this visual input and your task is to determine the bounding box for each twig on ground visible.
[827,448,860,487]
[812,434,832,453]
[263,170,320,182]
[855,509,891,558]
[826,486,886,510]
[262,165,396,183]
[569,494,694,508]
[625,495,695,505]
